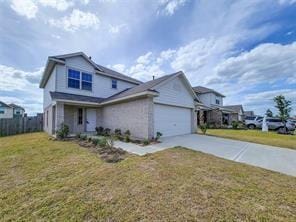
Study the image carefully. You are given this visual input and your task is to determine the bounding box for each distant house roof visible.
[192,86,225,97]
[40,52,142,88]
[244,111,255,116]
[9,103,25,111]
[0,101,11,108]
[50,92,105,104]
[222,105,244,113]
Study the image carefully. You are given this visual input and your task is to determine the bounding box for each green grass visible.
[0,133,296,221]
[205,129,296,150]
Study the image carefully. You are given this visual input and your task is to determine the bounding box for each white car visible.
[245,116,263,129]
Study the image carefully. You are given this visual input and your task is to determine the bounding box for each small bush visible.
[103,128,111,136]
[95,126,104,135]
[232,121,239,129]
[92,138,100,146]
[98,137,107,147]
[124,135,130,143]
[200,124,208,134]
[80,135,87,141]
[124,130,131,136]
[114,129,122,136]
[88,137,92,142]
[76,133,81,139]
[56,123,69,139]
[143,139,150,145]
[156,132,162,141]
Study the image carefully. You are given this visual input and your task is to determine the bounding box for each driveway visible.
[115,134,296,177]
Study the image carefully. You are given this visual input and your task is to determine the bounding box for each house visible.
[0,101,13,119]
[193,86,244,126]
[39,52,198,139]
[8,104,25,118]
[244,110,255,117]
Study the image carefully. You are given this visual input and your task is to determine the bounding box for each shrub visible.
[124,130,131,136]
[76,133,81,139]
[124,135,130,143]
[98,137,107,147]
[80,134,87,141]
[91,138,100,146]
[156,132,163,141]
[114,129,122,136]
[88,137,92,143]
[143,139,150,145]
[56,123,69,139]
[103,128,111,136]
[95,126,104,135]
[231,121,239,129]
[200,124,208,134]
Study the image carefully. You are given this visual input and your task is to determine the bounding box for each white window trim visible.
[111,79,117,89]
[66,66,93,92]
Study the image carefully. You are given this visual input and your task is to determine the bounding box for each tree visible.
[273,95,292,121]
[265,109,273,117]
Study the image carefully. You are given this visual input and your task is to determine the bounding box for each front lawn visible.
[0,133,295,221]
[205,129,296,150]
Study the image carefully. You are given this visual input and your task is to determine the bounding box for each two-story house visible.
[40,52,198,139]
[193,86,244,127]
[0,101,13,119]
[9,104,25,118]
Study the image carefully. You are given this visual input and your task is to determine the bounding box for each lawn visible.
[0,133,295,221]
[205,129,296,150]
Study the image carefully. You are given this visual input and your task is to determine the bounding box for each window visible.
[68,69,80,89]
[112,79,117,89]
[0,108,4,114]
[82,72,92,91]
[215,99,220,105]
[16,110,20,115]
[78,108,83,125]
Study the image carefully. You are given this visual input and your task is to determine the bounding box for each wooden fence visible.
[0,114,43,137]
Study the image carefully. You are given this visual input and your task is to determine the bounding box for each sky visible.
[0,0,296,116]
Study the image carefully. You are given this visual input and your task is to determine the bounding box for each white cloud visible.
[0,65,43,115]
[38,0,74,11]
[210,42,296,85]
[49,9,100,32]
[158,0,187,16]
[278,0,296,5]
[112,64,126,73]
[10,0,38,19]
[109,24,128,34]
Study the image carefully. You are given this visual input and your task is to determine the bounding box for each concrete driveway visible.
[115,134,296,177]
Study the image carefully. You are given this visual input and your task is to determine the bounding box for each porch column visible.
[55,102,64,132]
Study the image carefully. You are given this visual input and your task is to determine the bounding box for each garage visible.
[154,104,192,137]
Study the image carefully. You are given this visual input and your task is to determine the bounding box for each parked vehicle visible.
[245,116,263,129]
[260,118,296,131]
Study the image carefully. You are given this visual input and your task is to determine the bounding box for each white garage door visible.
[154,104,192,137]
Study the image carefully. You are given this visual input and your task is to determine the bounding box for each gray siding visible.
[199,93,223,107]
[43,66,56,109]
[0,107,13,119]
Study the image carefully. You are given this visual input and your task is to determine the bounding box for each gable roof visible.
[8,103,25,110]
[192,86,225,97]
[222,105,244,113]
[102,71,198,103]
[0,101,11,108]
[40,52,142,88]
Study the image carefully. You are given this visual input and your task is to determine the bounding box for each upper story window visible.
[82,73,92,91]
[68,69,80,89]
[68,69,92,91]
[112,79,117,89]
[216,99,220,105]
[0,108,4,114]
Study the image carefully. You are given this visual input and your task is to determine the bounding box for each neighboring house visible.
[193,86,244,126]
[0,101,13,119]
[40,52,198,139]
[9,103,25,118]
[222,105,244,122]
[244,110,255,117]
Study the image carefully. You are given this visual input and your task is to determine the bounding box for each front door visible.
[86,109,96,132]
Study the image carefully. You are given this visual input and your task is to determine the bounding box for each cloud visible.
[0,65,43,115]
[109,24,128,34]
[158,0,187,16]
[10,0,38,19]
[38,0,74,11]
[48,9,100,32]
[210,42,296,85]
[278,0,296,5]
